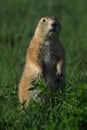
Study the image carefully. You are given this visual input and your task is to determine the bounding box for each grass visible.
[0,0,87,130]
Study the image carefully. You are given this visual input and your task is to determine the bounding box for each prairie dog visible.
[18,16,66,107]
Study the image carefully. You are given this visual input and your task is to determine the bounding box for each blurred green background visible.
[0,0,87,130]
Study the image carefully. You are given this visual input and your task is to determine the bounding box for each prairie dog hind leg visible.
[18,63,42,107]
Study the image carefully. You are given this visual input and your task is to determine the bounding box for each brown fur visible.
[18,16,66,107]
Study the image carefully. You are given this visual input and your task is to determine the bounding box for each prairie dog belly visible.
[39,42,58,86]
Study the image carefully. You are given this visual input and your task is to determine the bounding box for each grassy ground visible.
[0,0,87,130]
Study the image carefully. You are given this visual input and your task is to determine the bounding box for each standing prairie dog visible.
[18,16,66,107]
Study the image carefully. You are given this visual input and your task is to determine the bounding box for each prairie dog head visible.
[34,16,61,39]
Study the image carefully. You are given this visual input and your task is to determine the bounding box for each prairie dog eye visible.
[42,18,46,22]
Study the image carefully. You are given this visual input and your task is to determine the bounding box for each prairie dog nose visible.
[52,21,58,28]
